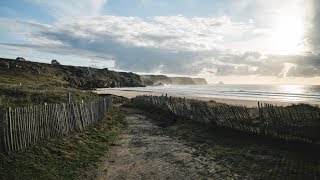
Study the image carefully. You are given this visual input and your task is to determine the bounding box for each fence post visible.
[7,107,13,152]
[68,93,71,103]
[0,111,4,152]
[258,102,265,135]
[0,97,114,153]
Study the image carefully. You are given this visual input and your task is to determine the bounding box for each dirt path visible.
[87,108,229,179]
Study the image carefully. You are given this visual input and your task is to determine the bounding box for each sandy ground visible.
[95,88,305,107]
[85,108,233,179]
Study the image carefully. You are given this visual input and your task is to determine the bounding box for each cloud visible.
[305,0,320,53]
[1,15,320,79]
[279,63,297,77]
[0,16,245,72]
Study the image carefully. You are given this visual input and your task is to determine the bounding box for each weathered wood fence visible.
[259,103,320,143]
[131,95,320,144]
[0,96,113,153]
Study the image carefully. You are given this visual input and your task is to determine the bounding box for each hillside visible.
[0,58,144,89]
[191,78,208,85]
[140,75,207,86]
[0,83,98,110]
[140,75,172,86]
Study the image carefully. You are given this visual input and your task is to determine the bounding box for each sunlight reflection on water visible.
[278,85,305,94]
[277,85,306,101]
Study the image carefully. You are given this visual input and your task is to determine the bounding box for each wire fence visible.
[0,96,113,153]
[131,95,320,144]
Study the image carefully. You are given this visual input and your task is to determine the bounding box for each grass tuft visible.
[0,109,126,180]
[131,104,320,179]
[0,83,98,111]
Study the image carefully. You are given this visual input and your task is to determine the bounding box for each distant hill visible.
[140,75,207,86]
[0,58,144,89]
[140,75,172,86]
[191,78,208,85]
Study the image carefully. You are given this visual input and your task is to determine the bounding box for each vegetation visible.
[0,109,126,179]
[0,83,98,111]
[0,58,144,89]
[0,60,130,179]
[0,72,66,87]
[132,104,320,179]
[129,95,320,143]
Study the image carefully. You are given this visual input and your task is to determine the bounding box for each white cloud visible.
[279,63,297,77]
[1,15,320,80]
[39,15,249,52]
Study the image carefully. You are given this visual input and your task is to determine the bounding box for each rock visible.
[218,81,224,85]
[0,60,9,69]
[140,75,172,86]
[15,57,26,61]
[155,82,164,86]
[110,81,117,88]
[140,75,208,86]
[192,78,208,85]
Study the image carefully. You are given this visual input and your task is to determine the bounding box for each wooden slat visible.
[130,96,320,143]
[8,107,14,151]
[0,97,114,152]
[22,107,27,148]
[16,107,21,150]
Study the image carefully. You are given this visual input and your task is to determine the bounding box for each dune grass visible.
[0,73,66,87]
[129,104,320,179]
[167,119,319,179]
[0,109,126,180]
[0,83,98,111]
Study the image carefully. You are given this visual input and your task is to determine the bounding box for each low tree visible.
[51,59,61,65]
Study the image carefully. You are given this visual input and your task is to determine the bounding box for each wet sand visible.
[94,88,309,107]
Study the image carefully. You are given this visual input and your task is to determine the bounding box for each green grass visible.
[166,119,319,179]
[0,83,98,111]
[0,73,66,87]
[0,109,127,180]
[131,105,320,179]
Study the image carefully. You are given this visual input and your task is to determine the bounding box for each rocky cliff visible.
[190,78,208,85]
[140,75,207,86]
[0,58,144,89]
[140,75,172,86]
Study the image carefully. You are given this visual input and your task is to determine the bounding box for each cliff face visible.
[0,58,144,89]
[140,75,172,86]
[140,75,207,86]
[191,78,208,85]
[170,77,196,85]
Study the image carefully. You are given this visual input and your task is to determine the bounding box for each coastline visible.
[94,88,315,107]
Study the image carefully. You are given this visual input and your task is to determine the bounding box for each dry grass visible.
[0,83,98,111]
[0,109,126,180]
[135,105,320,179]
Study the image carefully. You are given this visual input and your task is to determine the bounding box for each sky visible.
[0,0,320,84]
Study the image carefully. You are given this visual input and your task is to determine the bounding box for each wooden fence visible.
[0,96,113,153]
[131,95,320,144]
[259,103,320,143]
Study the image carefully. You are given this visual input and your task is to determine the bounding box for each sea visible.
[113,84,320,104]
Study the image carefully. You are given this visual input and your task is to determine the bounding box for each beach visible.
[95,88,306,107]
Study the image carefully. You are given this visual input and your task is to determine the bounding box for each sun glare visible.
[269,11,305,55]
[278,84,305,94]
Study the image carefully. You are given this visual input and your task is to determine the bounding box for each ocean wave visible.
[111,85,320,103]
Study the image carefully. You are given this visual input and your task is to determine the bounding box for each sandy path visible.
[87,108,228,179]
